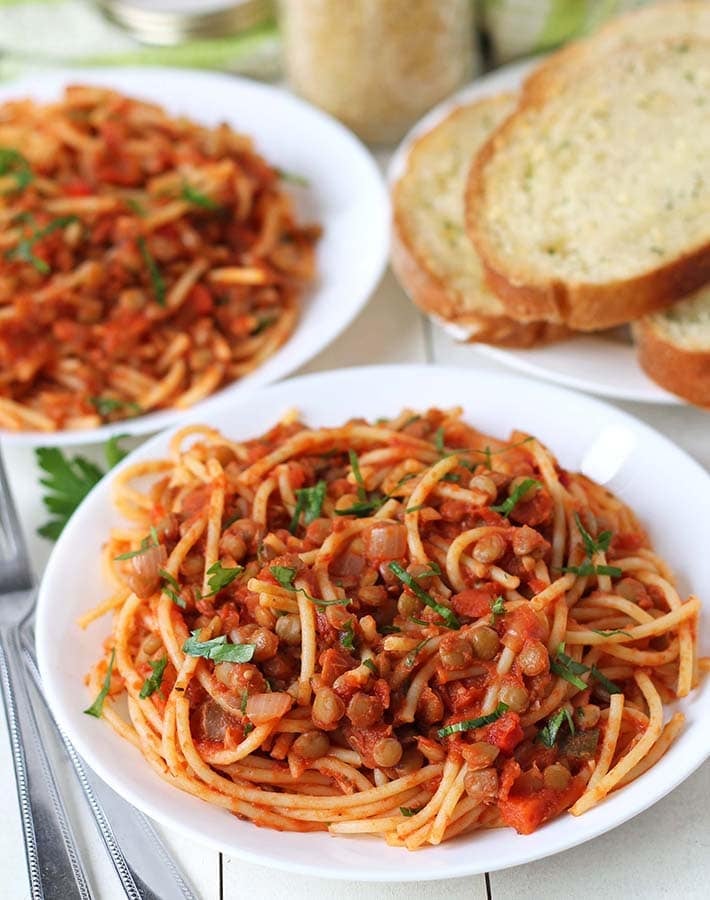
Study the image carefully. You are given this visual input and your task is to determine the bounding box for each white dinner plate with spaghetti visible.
[388,61,682,407]
[0,68,389,447]
[36,365,709,881]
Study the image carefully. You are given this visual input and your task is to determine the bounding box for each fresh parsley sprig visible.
[290,480,327,533]
[491,479,541,517]
[551,643,622,694]
[159,568,186,608]
[114,526,160,561]
[388,562,459,630]
[6,215,79,274]
[490,595,506,625]
[84,649,116,718]
[270,565,350,608]
[0,147,34,193]
[139,656,168,699]
[181,182,220,210]
[437,702,509,738]
[90,396,142,419]
[560,513,622,578]
[202,561,244,597]
[182,631,255,663]
[537,706,575,748]
[137,236,166,306]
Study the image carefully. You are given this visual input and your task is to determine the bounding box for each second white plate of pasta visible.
[0,68,388,445]
[36,365,709,881]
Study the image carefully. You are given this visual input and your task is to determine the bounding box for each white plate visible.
[388,61,682,406]
[0,68,389,446]
[36,365,709,882]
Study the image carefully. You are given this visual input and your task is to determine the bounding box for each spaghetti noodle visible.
[83,408,704,847]
[0,86,319,432]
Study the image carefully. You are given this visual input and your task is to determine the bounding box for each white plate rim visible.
[35,364,709,882]
[386,61,684,407]
[0,66,390,447]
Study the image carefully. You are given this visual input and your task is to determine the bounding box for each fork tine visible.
[0,447,33,592]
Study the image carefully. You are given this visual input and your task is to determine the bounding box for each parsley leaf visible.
[182,630,255,663]
[348,449,368,501]
[84,649,115,718]
[537,706,575,748]
[275,168,309,187]
[434,427,446,455]
[6,215,78,273]
[592,629,631,638]
[203,560,244,596]
[339,620,356,650]
[0,147,33,193]
[490,595,505,624]
[550,645,589,691]
[405,637,430,668]
[362,658,377,674]
[139,656,168,699]
[560,562,623,578]
[159,568,186,608]
[90,396,142,419]
[590,665,622,696]
[290,480,327,533]
[269,565,350,608]
[437,702,509,738]
[181,181,220,210]
[574,513,612,557]
[491,479,541,517]
[400,806,422,817]
[137,236,166,306]
[388,562,460,630]
[105,433,130,468]
[36,447,104,540]
[334,497,387,517]
[114,527,159,561]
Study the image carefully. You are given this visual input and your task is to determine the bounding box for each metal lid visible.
[100,0,273,46]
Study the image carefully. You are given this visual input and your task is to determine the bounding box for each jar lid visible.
[100,0,273,46]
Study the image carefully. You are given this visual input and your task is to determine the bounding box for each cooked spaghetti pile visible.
[83,408,705,848]
[0,86,319,432]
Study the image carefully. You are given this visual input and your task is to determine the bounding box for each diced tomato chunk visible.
[451,586,497,619]
[498,759,585,834]
[485,711,524,754]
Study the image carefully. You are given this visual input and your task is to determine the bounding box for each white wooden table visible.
[2,269,709,899]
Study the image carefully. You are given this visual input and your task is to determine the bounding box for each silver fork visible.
[0,448,198,900]
[0,452,90,899]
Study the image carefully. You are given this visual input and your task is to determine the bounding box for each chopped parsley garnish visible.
[243,722,255,736]
[405,637,430,668]
[537,706,575,748]
[137,236,166,306]
[269,565,350,608]
[399,806,422,817]
[379,625,401,635]
[339,620,356,650]
[181,182,220,210]
[592,629,631,638]
[290,480,327,533]
[240,690,249,714]
[550,644,622,694]
[334,497,387,517]
[490,595,506,624]
[0,147,33,193]
[574,513,612,557]
[104,434,130,468]
[388,562,460,630]
[139,656,168,699]
[362,658,377,674]
[202,561,244,596]
[90,396,142,419]
[6,215,79,273]
[434,427,446,455]
[125,197,146,217]
[251,315,276,336]
[348,449,368,500]
[36,447,104,540]
[441,473,460,483]
[560,514,622,578]
[84,649,115,718]
[159,568,186,608]
[182,630,255,663]
[275,168,309,186]
[114,527,160,560]
[405,504,425,514]
[491,479,541,517]
[437,702,509,738]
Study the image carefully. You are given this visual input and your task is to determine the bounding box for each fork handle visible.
[0,626,91,900]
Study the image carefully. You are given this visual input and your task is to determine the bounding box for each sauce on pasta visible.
[83,408,704,847]
[0,86,319,432]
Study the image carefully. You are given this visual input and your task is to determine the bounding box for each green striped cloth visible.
[480,0,656,64]
[0,0,280,81]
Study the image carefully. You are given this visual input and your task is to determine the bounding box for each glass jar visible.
[278,0,478,145]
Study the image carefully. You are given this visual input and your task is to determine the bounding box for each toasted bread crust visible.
[392,98,569,347]
[466,26,710,332]
[634,318,710,407]
[390,218,568,346]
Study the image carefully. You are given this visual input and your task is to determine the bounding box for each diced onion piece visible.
[364,522,407,562]
[245,691,293,724]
